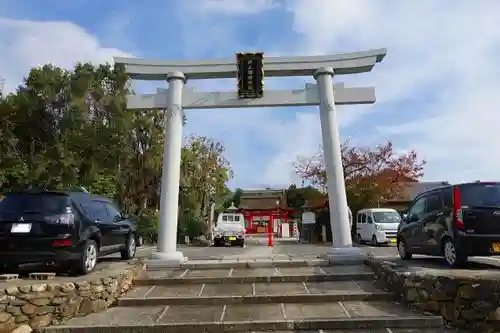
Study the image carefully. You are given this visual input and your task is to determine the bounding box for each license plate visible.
[390,238,397,244]
[492,243,500,252]
[228,236,236,241]
[11,223,32,233]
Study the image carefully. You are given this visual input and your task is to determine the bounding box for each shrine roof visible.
[238,196,289,211]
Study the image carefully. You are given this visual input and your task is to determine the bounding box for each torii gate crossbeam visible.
[127,83,376,110]
[115,48,387,266]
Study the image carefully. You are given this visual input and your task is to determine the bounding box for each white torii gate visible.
[115,48,386,265]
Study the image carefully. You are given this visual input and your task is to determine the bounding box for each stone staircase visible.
[41,258,446,332]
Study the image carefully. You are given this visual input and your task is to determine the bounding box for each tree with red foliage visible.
[295,140,426,211]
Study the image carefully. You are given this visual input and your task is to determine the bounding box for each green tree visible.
[286,184,324,209]
[286,184,324,218]
[0,62,233,239]
[222,188,243,209]
[179,135,233,218]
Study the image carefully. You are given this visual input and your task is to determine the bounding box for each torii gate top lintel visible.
[114,48,387,81]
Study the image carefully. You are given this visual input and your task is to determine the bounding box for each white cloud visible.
[261,0,500,184]
[198,0,277,15]
[193,0,500,186]
[0,18,132,93]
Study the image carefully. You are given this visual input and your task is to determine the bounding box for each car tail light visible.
[244,228,248,234]
[52,239,72,247]
[453,185,464,229]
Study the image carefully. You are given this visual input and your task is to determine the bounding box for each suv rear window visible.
[459,183,500,207]
[0,193,71,216]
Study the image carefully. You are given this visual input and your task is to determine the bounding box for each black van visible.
[397,181,500,267]
[0,190,137,275]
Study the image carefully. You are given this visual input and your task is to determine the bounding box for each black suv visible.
[397,181,500,267]
[0,190,137,275]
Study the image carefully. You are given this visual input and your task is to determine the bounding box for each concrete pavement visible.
[140,241,500,270]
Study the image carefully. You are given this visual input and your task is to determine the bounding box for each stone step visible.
[40,301,443,333]
[135,265,373,285]
[118,291,393,306]
[120,280,392,306]
[146,258,332,270]
[251,327,468,333]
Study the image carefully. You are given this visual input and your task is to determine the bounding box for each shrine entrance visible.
[236,189,293,236]
[115,48,386,264]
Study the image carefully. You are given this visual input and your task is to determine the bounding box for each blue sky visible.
[2,0,500,189]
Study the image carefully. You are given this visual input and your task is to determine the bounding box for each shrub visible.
[181,213,206,240]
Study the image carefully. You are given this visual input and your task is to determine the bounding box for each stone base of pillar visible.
[323,246,366,265]
[145,251,187,270]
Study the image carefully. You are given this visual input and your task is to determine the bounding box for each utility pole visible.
[208,201,215,241]
[0,76,4,95]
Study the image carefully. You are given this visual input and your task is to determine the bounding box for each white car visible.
[213,212,245,247]
[356,208,401,246]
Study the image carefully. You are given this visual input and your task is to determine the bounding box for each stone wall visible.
[0,264,143,333]
[366,259,500,332]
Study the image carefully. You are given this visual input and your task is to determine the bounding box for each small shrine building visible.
[237,189,295,234]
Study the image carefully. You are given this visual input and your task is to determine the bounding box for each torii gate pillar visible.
[150,72,186,263]
[315,67,358,261]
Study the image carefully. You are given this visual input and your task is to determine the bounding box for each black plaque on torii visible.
[236,52,264,99]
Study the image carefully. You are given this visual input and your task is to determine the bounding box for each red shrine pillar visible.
[268,214,273,247]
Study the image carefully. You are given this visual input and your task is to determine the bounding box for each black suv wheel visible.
[121,233,137,260]
[443,238,467,268]
[75,239,98,275]
[397,237,412,260]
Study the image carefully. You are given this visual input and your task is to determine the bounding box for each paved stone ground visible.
[41,241,460,333]
[139,264,372,280]
[138,241,500,279]
[46,269,444,332]
[274,241,500,270]
[34,241,493,332]
[56,301,440,326]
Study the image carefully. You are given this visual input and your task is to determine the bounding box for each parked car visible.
[356,208,401,246]
[0,190,137,275]
[397,181,500,268]
[213,211,245,247]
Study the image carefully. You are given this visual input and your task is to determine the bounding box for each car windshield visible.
[0,193,70,216]
[372,211,401,223]
[460,183,500,207]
